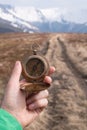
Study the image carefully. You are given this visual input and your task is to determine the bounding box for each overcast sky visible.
[0,0,87,9]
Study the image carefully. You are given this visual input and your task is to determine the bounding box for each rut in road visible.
[58,37,87,98]
[28,35,87,130]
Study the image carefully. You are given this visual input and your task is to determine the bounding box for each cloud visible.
[0,0,87,9]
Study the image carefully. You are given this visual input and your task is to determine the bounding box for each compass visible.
[20,44,50,94]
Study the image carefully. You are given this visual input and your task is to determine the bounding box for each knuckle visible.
[45,90,49,97]
[45,99,48,105]
[38,99,48,107]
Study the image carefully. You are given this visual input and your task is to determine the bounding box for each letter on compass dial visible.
[26,58,44,77]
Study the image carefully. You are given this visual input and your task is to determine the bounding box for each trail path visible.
[28,34,87,130]
[0,33,87,130]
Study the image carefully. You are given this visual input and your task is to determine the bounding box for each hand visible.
[1,61,55,128]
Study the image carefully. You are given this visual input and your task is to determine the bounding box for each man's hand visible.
[1,61,55,128]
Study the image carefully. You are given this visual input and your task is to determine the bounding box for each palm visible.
[1,61,54,128]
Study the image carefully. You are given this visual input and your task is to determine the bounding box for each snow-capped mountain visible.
[0,4,39,33]
[0,4,87,33]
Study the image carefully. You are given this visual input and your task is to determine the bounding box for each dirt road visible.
[0,33,87,130]
[28,34,87,130]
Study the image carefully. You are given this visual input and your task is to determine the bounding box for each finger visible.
[48,66,55,75]
[34,107,44,113]
[44,76,52,84]
[26,90,49,105]
[28,98,48,110]
[8,61,22,84]
[20,79,26,86]
[20,79,26,83]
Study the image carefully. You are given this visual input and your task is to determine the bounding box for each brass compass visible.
[20,44,50,94]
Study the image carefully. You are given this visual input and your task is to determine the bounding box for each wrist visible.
[0,108,23,130]
[1,106,24,127]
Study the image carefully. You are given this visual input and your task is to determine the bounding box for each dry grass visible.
[0,32,87,130]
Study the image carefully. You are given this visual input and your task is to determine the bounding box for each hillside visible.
[0,4,87,33]
[0,33,87,130]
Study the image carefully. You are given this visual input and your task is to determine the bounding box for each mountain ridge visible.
[0,4,87,33]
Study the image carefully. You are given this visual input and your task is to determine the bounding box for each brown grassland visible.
[0,33,87,130]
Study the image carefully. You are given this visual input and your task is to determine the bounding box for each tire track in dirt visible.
[28,35,87,130]
[58,37,87,98]
[0,33,87,130]
[48,36,87,130]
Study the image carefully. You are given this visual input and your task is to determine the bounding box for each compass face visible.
[26,58,45,78]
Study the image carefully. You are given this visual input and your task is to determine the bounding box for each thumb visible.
[8,61,22,84]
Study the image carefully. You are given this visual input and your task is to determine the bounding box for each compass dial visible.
[26,58,45,78]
